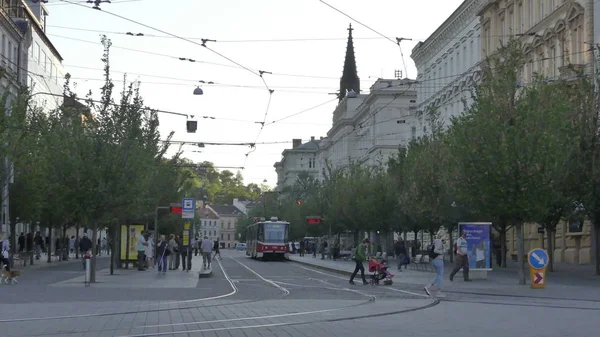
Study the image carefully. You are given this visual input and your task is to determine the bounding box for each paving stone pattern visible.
[1,251,598,337]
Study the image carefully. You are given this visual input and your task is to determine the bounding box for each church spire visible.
[339,23,360,101]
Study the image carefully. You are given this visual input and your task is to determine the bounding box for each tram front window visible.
[264,224,286,244]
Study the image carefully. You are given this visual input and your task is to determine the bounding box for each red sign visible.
[306,216,322,225]
[170,206,182,213]
[534,272,544,284]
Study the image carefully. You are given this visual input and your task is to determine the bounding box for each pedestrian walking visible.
[201,236,212,269]
[79,234,92,270]
[1,233,10,271]
[424,231,446,297]
[213,240,221,260]
[395,239,408,271]
[349,239,369,285]
[156,235,169,275]
[450,231,471,282]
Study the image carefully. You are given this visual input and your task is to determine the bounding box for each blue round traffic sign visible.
[528,249,548,269]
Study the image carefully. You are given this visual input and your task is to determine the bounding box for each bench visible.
[409,254,433,271]
[15,252,33,267]
[338,250,352,260]
[52,249,66,262]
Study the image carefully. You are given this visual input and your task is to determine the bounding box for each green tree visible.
[447,40,575,284]
[561,65,600,275]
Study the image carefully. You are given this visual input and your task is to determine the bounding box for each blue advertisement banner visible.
[458,222,492,270]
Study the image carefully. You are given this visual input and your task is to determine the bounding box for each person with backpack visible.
[424,231,446,297]
[349,239,370,285]
[449,231,471,282]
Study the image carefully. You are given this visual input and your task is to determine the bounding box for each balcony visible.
[1,0,26,19]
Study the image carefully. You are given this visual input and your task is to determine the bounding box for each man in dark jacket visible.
[79,234,92,270]
[395,240,408,271]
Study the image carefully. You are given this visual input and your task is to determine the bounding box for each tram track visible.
[0,254,439,337]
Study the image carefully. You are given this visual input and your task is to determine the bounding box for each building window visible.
[228,221,231,229]
[34,42,40,61]
[1,34,5,61]
[220,221,224,229]
[411,126,416,139]
[228,234,231,241]
[221,233,224,240]
[7,41,12,70]
[539,0,544,20]
[42,51,47,71]
[550,46,556,77]
[204,230,207,236]
[308,157,316,168]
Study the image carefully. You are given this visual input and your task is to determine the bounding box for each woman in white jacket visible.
[1,232,10,271]
[145,235,155,268]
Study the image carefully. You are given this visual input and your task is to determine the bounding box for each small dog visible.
[1,269,20,284]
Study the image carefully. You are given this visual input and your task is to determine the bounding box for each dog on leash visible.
[1,269,20,284]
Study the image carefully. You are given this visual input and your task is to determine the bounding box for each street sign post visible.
[527,248,549,289]
[182,198,195,219]
[182,222,191,248]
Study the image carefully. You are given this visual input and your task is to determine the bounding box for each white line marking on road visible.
[137,307,342,328]
[163,257,238,304]
[311,277,375,300]
[230,257,290,296]
[294,264,430,298]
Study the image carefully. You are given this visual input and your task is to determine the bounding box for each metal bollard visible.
[84,253,91,287]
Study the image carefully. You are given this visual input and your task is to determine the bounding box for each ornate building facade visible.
[479,0,594,83]
[410,0,483,132]
[274,25,417,191]
[479,0,596,265]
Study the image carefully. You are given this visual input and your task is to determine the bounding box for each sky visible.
[44,0,464,188]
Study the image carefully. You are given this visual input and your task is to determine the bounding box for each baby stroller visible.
[368,258,394,285]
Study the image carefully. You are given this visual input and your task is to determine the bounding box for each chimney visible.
[292,139,302,148]
[310,136,315,141]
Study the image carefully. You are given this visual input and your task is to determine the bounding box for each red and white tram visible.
[246,217,290,259]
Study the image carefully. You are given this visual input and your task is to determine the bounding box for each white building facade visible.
[274,137,321,190]
[317,79,417,174]
[1,1,65,235]
[22,0,65,110]
[274,26,419,191]
[410,0,483,133]
[198,206,219,242]
[1,1,26,234]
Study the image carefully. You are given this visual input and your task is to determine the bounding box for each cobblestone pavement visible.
[1,251,598,337]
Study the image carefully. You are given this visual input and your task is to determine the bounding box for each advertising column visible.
[457,222,493,277]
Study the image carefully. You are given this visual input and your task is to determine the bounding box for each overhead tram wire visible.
[59,0,279,167]
[45,24,548,45]
[45,0,143,7]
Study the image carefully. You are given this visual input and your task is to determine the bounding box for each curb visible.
[198,269,212,278]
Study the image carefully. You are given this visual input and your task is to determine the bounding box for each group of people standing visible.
[136,232,222,275]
